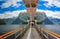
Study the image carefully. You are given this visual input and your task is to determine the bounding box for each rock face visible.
[12,17,23,24]
[4,18,15,24]
[35,12,54,24]
[12,13,28,24]
[0,12,54,25]
[43,17,54,24]
[13,12,54,24]
[0,19,6,25]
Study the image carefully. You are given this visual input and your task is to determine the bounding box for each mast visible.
[23,0,38,21]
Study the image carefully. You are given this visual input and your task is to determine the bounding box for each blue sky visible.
[0,0,26,13]
[0,0,60,19]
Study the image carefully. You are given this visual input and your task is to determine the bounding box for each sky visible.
[0,0,60,19]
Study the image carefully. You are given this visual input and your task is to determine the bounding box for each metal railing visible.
[35,25,60,39]
[0,25,29,39]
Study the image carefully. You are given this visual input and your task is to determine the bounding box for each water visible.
[39,24,60,35]
[0,24,60,35]
[0,24,26,35]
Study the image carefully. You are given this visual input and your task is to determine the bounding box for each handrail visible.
[36,25,60,39]
[0,28,22,38]
[41,28,60,38]
[0,25,29,39]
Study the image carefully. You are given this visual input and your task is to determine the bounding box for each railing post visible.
[47,33,49,39]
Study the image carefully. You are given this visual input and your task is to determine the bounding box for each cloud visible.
[0,9,60,19]
[1,0,22,8]
[41,0,60,7]
[0,10,26,19]
[37,9,60,19]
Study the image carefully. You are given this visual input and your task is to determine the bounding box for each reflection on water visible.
[39,24,60,35]
[0,24,26,35]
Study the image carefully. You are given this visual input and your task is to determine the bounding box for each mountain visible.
[12,17,23,24]
[50,18,60,22]
[4,17,17,24]
[43,17,54,24]
[35,12,54,24]
[0,12,57,25]
[0,19,6,25]
[48,17,60,25]
[0,17,23,24]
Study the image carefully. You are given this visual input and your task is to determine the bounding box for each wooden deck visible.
[22,28,41,39]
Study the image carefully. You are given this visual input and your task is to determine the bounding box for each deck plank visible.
[22,28,41,39]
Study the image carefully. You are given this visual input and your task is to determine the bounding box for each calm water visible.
[0,24,60,35]
[0,24,26,35]
[39,24,60,35]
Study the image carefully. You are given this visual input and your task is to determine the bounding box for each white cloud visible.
[36,9,60,19]
[1,0,22,8]
[41,0,60,7]
[0,10,26,19]
[0,9,60,19]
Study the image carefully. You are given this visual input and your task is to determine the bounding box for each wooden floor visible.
[22,28,41,39]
